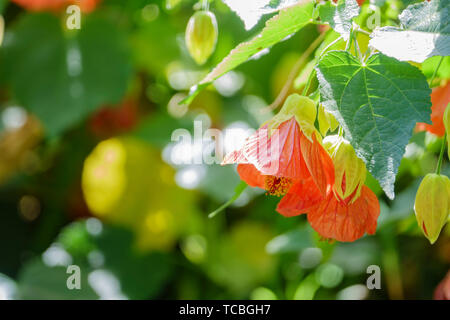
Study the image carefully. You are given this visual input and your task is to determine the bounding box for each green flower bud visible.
[323,135,366,202]
[414,173,450,244]
[266,94,317,139]
[318,104,339,136]
[185,11,218,65]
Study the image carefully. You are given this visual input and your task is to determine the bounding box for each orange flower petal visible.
[236,164,265,189]
[223,118,309,181]
[222,149,248,165]
[307,186,380,242]
[242,118,307,180]
[416,82,450,137]
[300,133,335,196]
[276,178,323,217]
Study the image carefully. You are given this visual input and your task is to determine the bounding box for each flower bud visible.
[185,11,218,65]
[444,103,450,159]
[318,104,339,136]
[323,135,366,202]
[414,173,450,244]
[267,94,317,138]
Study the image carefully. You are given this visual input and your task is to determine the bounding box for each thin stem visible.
[302,69,316,96]
[208,181,247,218]
[318,35,343,58]
[353,34,363,62]
[432,57,446,175]
[436,133,447,175]
[201,0,209,11]
[355,28,370,36]
[429,56,444,87]
[345,26,354,52]
[261,31,326,113]
[362,46,371,62]
[311,0,318,18]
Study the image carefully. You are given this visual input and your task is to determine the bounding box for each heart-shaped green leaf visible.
[316,51,431,199]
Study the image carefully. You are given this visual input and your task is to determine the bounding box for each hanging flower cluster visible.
[223,94,380,242]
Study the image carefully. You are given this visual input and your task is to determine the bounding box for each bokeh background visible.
[0,0,449,300]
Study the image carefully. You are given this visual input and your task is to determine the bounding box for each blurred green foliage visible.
[0,0,448,300]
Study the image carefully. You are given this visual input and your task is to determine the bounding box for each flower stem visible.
[345,26,354,52]
[353,34,362,62]
[201,0,209,11]
[261,31,326,113]
[436,133,447,175]
[429,56,444,87]
[355,28,370,36]
[302,69,316,96]
[318,35,343,58]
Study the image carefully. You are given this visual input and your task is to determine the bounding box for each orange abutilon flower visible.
[11,0,101,12]
[223,94,380,242]
[278,179,379,241]
[276,136,380,242]
[222,94,334,199]
[416,81,450,137]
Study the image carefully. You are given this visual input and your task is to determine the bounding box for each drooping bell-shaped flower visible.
[414,173,450,244]
[323,135,366,203]
[276,135,380,242]
[277,174,379,242]
[306,184,379,242]
[222,94,334,198]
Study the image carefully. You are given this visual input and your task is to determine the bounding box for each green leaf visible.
[318,0,360,40]
[208,180,247,218]
[369,0,450,63]
[221,0,299,30]
[182,1,315,104]
[316,51,431,199]
[1,13,132,136]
